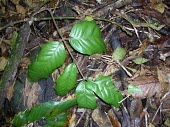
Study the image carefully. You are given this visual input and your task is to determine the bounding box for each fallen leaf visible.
[108,109,121,127]
[92,108,111,127]
[129,99,143,119]
[128,76,162,98]
[132,57,149,64]
[112,46,126,61]
[151,3,165,13]
[149,123,155,127]
[68,109,77,127]
[7,79,16,101]
[16,5,26,18]
[128,84,143,94]
[138,39,147,55]
[0,57,8,71]
[26,82,41,109]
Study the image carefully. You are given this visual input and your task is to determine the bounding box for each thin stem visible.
[46,8,86,80]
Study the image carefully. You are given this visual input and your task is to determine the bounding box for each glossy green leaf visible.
[27,41,66,82]
[132,57,149,64]
[55,63,77,96]
[75,80,97,109]
[44,112,70,127]
[127,84,143,94]
[12,99,77,127]
[112,46,126,61]
[93,76,123,108]
[69,20,106,55]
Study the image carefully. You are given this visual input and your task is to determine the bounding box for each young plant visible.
[13,17,123,126]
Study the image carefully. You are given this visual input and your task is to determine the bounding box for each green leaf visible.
[93,76,123,108]
[44,112,70,127]
[55,63,77,96]
[12,99,77,127]
[132,57,149,64]
[112,46,126,61]
[75,80,97,109]
[127,84,143,94]
[69,20,106,55]
[27,41,66,82]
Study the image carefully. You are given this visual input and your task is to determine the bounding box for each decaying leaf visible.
[92,108,111,127]
[7,79,16,101]
[16,5,26,18]
[128,76,162,98]
[26,82,41,109]
[108,109,121,127]
[129,99,143,119]
[0,57,8,71]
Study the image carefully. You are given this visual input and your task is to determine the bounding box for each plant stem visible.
[46,8,86,80]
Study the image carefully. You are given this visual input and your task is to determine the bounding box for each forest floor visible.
[0,0,170,127]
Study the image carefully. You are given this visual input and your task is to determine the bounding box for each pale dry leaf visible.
[0,57,8,71]
[27,83,41,109]
[149,123,155,127]
[11,0,19,5]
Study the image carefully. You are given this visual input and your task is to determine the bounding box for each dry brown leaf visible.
[16,5,26,18]
[108,109,121,127]
[0,43,6,54]
[129,99,143,119]
[7,79,16,101]
[157,67,169,96]
[138,39,147,55]
[92,108,111,127]
[20,57,30,69]
[128,76,162,98]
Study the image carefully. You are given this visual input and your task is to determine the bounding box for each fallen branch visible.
[0,23,31,109]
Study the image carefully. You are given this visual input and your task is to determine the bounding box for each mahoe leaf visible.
[93,76,123,108]
[55,63,77,96]
[12,99,77,127]
[27,41,66,82]
[69,20,106,55]
[75,80,97,109]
